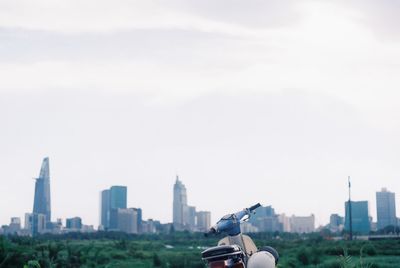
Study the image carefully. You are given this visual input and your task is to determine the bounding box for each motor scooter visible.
[202,203,279,268]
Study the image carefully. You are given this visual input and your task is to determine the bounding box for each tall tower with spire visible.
[33,157,51,223]
[173,175,187,229]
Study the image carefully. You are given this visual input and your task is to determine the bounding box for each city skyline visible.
[2,1,400,229]
[1,157,399,230]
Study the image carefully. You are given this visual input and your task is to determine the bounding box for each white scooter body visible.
[218,235,258,256]
[218,235,276,268]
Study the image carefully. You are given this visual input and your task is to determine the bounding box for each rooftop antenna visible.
[348,176,353,240]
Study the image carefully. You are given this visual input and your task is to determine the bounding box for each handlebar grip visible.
[204,227,217,237]
[249,203,261,212]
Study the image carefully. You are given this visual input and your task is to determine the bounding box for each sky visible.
[1,0,400,228]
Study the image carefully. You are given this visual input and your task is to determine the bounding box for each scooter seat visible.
[202,245,244,261]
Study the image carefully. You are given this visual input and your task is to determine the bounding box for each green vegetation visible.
[1,232,400,267]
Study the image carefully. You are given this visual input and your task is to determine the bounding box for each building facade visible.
[187,206,197,230]
[329,214,344,232]
[376,188,397,230]
[172,176,209,231]
[25,213,46,236]
[249,206,283,232]
[100,189,110,228]
[3,217,22,235]
[66,217,82,230]
[345,200,370,234]
[9,217,21,233]
[109,208,138,233]
[100,185,127,229]
[110,186,127,210]
[173,176,188,230]
[290,215,315,233]
[278,214,291,232]
[196,211,211,232]
[131,208,143,233]
[33,157,51,224]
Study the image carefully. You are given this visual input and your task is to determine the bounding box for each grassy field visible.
[1,232,400,267]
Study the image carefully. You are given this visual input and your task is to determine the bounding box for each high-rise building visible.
[329,214,344,232]
[142,219,158,234]
[249,206,282,232]
[172,176,207,231]
[110,186,127,209]
[100,186,128,229]
[345,201,370,234]
[109,208,138,233]
[131,208,143,233]
[100,190,110,228]
[173,176,188,229]
[66,217,82,230]
[187,206,197,229]
[278,214,291,232]
[376,188,397,230]
[290,215,315,233]
[196,211,211,232]
[5,217,21,235]
[24,213,32,231]
[33,157,51,224]
[25,213,46,236]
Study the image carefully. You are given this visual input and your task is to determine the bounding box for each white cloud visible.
[1,2,400,114]
[0,0,276,36]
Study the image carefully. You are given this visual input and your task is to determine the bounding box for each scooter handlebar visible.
[249,203,261,212]
[234,203,261,222]
[204,226,218,237]
[205,203,262,236]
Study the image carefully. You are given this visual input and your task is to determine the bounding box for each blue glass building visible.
[100,190,110,228]
[33,157,51,224]
[376,188,397,230]
[66,217,82,229]
[100,186,127,229]
[110,186,127,210]
[345,201,370,234]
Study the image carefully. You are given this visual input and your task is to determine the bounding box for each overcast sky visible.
[1,0,400,228]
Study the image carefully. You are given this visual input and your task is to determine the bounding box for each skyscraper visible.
[249,205,282,232]
[100,186,127,229]
[6,217,21,235]
[376,188,397,230]
[345,201,370,234]
[100,189,110,228]
[196,211,211,232]
[66,217,83,230]
[173,176,187,229]
[109,208,138,233]
[172,176,208,231]
[33,157,51,224]
[131,208,143,233]
[110,186,127,209]
[329,214,344,232]
[290,215,315,233]
[187,206,197,229]
[25,213,46,236]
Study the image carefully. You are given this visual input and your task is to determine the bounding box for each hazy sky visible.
[1,0,400,228]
